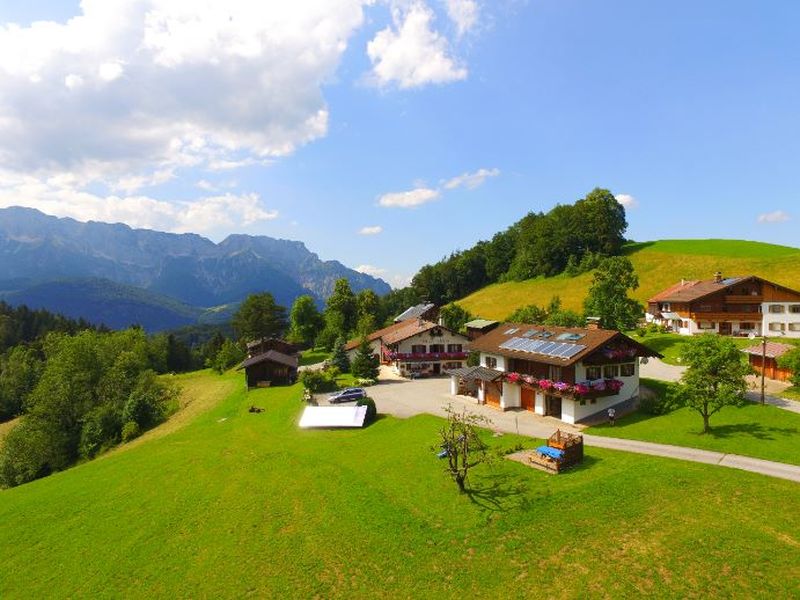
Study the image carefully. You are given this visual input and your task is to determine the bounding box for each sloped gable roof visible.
[469,322,659,366]
[239,349,298,370]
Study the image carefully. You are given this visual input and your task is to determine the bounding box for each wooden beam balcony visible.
[385,351,469,362]
[724,294,764,304]
[690,312,762,322]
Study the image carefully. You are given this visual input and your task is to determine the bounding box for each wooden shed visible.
[238,350,298,388]
[741,342,795,382]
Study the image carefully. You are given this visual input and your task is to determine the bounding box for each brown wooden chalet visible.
[457,322,660,424]
[648,273,800,337]
[239,350,298,388]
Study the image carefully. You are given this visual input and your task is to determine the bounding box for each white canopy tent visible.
[299,406,368,429]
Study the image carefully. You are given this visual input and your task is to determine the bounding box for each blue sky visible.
[0,1,797,287]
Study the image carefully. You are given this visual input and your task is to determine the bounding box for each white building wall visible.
[481,353,506,371]
[762,303,800,338]
[535,391,545,415]
[571,360,641,422]
[501,382,521,409]
[561,399,576,425]
[394,329,470,353]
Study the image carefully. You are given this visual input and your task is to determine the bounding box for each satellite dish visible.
[748,332,756,340]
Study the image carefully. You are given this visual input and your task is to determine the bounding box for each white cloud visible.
[367,1,467,88]
[0,169,277,236]
[390,273,413,288]
[443,167,499,190]
[378,187,440,208]
[98,60,124,82]
[355,264,387,277]
[443,0,479,36]
[757,210,791,224]
[0,0,369,185]
[615,193,638,209]
[359,225,383,235]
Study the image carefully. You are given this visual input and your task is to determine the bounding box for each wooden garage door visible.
[521,387,535,411]
[485,384,501,408]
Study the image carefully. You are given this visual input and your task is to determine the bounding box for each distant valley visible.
[0,207,390,331]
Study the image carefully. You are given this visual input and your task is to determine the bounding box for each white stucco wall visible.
[481,353,506,371]
[535,391,545,415]
[501,383,520,409]
[394,328,470,353]
[762,303,800,338]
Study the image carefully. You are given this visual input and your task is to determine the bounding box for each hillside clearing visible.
[1,371,799,598]
[459,239,800,320]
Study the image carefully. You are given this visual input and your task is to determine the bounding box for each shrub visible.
[299,368,338,393]
[79,404,122,459]
[639,384,673,415]
[0,419,72,488]
[356,397,377,425]
[356,378,376,387]
[122,370,175,429]
[121,421,141,442]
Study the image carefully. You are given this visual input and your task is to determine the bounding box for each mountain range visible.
[0,207,390,331]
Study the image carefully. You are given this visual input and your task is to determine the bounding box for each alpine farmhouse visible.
[647,273,800,337]
[346,318,470,377]
[451,322,659,425]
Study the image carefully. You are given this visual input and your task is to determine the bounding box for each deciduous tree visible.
[288,295,323,347]
[670,335,750,433]
[583,257,643,331]
[232,293,288,342]
[436,405,493,493]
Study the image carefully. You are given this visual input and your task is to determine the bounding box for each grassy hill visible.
[459,239,800,320]
[1,371,799,597]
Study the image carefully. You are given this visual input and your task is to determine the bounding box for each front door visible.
[521,387,535,411]
[719,322,732,335]
[545,395,562,419]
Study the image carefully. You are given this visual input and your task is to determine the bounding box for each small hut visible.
[238,350,298,388]
[741,342,794,382]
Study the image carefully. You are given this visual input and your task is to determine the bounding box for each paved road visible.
[353,370,800,483]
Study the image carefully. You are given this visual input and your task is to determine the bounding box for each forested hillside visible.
[397,188,627,306]
[458,239,800,320]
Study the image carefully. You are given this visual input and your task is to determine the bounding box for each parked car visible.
[328,387,367,404]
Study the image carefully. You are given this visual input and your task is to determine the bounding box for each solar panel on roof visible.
[560,345,585,358]
[521,329,539,338]
[538,342,559,354]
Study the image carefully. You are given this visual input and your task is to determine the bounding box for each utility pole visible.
[760,335,766,405]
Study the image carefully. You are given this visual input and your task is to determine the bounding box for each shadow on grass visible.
[465,473,529,512]
[702,423,799,441]
[558,454,602,476]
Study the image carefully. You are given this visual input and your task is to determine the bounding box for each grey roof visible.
[394,303,436,322]
[238,350,298,370]
[447,365,503,382]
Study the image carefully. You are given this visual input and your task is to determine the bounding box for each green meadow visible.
[459,239,800,320]
[588,381,800,465]
[1,371,799,598]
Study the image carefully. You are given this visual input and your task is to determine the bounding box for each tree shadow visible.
[465,473,529,512]
[702,423,798,441]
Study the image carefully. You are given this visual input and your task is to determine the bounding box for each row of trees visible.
[407,188,628,306]
[0,328,179,487]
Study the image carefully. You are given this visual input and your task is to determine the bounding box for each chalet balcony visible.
[690,311,762,322]
[504,373,624,400]
[385,351,469,362]
[724,294,763,304]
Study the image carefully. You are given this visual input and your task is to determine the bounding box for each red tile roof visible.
[741,342,795,359]
[345,319,466,351]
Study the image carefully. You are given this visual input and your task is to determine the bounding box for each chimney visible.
[714,271,723,283]
[586,317,601,330]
